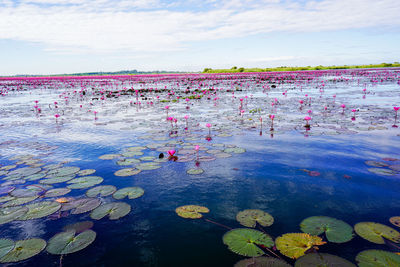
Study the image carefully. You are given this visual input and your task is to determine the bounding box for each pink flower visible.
[206,123,211,128]
[269,114,275,120]
[341,104,346,108]
[304,116,311,121]
[195,145,199,151]
[165,105,169,110]
[394,107,400,111]
[167,150,175,156]
[55,114,60,118]
[299,100,304,104]
[184,115,189,120]
[352,109,357,112]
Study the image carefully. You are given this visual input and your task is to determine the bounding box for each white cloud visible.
[0,0,399,55]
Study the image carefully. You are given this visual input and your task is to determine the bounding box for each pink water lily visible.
[167,150,175,156]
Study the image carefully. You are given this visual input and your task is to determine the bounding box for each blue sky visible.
[0,0,399,75]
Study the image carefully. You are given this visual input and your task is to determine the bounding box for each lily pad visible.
[2,196,38,207]
[136,163,161,170]
[223,228,274,257]
[0,186,15,195]
[122,151,144,157]
[224,147,246,154]
[0,239,14,259]
[116,158,141,166]
[46,230,96,255]
[77,169,96,176]
[44,188,71,198]
[63,221,94,233]
[90,202,131,220]
[0,206,28,225]
[300,216,353,243]
[354,222,400,244]
[0,238,46,263]
[235,257,291,267]
[356,249,400,267]
[114,168,141,177]
[25,172,46,181]
[40,174,76,184]
[10,187,43,198]
[113,187,144,200]
[186,168,204,175]
[67,176,104,189]
[295,253,356,267]
[61,198,101,214]
[390,216,400,228]
[46,167,80,177]
[215,153,232,158]
[18,201,61,220]
[236,209,274,228]
[175,205,209,219]
[275,233,326,259]
[86,185,117,197]
[99,154,121,160]
[365,161,389,167]
[389,164,400,171]
[367,168,397,176]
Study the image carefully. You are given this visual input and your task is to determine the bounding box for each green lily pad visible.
[187,168,204,175]
[0,165,17,171]
[116,158,141,166]
[0,206,28,225]
[114,168,141,177]
[63,221,94,233]
[86,185,117,197]
[46,230,96,255]
[40,174,76,184]
[300,216,353,243]
[6,167,41,180]
[198,156,216,162]
[215,153,232,158]
[295,253,356,267]
[224,147,246,154]
[223,228,274,257]
[367,168,397,176]
[354,222,400,244]
[275,233,326,259]
[175,205,209,219]
[18,201,61,220]
[43,163,64,170]
[98,154,121,160]
[0,239,14,259]
[0,238,46,263]
[0,195,15,203]
[122,151,144,157]
[90,202,131,220]
[61,198,101,214]
[77,169,96,176]
[46,167,80,177]
[67,176,104,189]
[139,156,156,161]
[113,187,144,200]
[44,188,71,198]
[136,163,161,170]
[356,250,400,267]
[2,196,38,207]
[125,146,146,151]
[10,187,43,198]
[236,209,274,228]
[235,257,291,267]
[25,173,46,181]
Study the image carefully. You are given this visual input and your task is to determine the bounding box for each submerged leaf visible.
[295,253,356,267]
[223,228,274,257]
[0,238,46,263]
[175,205,209,219]
[356,249,400,267]
[236,209,274,228]
[300,216,353,243]
[275,233,326,259]
[46,230,96,255]
[354,222,400,244]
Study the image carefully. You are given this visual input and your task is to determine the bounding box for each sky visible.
[0,0,399,75]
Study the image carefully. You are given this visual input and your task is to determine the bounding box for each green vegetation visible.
[202,62,400,73]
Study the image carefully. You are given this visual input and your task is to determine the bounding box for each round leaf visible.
[235,257,291,267]
[236,209,274,228]
[46,230,96,255]
[113,187,144,200]
[114,168,141,177]
[275,233,326,259]
[356,249,400,267]
[175,205,209,219]
[0,239,14,258]
[300,216,353,243]
[0,238,46,263]
[295,253,356,267]
[354,222,400,244]
[44,188,71,198]
[0,206,28,225]
[18,201,61,220]
[67,176,103,189]
[90,202,131,220]
[86,185,117,198]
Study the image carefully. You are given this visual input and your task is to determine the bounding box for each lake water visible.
[0,69,399,266]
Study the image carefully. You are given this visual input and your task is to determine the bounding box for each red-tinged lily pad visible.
[77,169,96,176]
[367,168,397,176]
[365,161,389,167]
[389,165,400,171]
[390,217,400,228]
[61,198,101,214]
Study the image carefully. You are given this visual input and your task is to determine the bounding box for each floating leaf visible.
[0,238,46,263]
[235,257,291,267]
[275,233,326,259]
[389,165,400,171]
[10,187,43,198]
[86,185,116,197]
[25,173,46,181]
[122,151,144,157]
[46,230,96,255]
[367,168,397,176]
[46,167,80,177]
[0,186,15,195]
[295,253,356,267]
[63,221,94,233]
[98,154,121,160]
[2,196,38,207]
[215,153,232,158]
[136,163,161,170]
[0,239,14,259]
[67,176,103,189]
[125,146,146,151]
[61,198,101,214]
[116,158,141,166]
[0,206,28,225]
[224,147,246,154]
[90,202,131,220]
[7,167,41,178]
[365,161,389,167]
[300,216,353,243]
[175,205,209,219]
[354,222,400,244]
[236,209,274,228]
[186,168,204,175]
[44,188,71,198]
[390,217,400,228]
[40,175,76,184]
[77,169,96,176]
[223,228,274,257]
[18,201,61,220]
[356,249,400,267]
[113,187,144,200]
[114,168,141,177]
